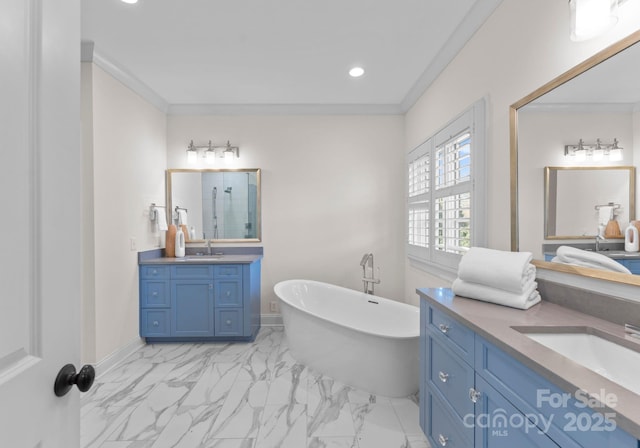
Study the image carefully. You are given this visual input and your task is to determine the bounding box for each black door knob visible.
[54,364,95,397]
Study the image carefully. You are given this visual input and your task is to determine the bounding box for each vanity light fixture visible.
[121,0,139,4]
[569,0,618,42]
[564,138,623,162]
[205,141,216,164]
[223,141,239,162]
[186,140,240,164]
[186,140,198,164]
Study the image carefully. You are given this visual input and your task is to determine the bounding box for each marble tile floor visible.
[81,327,430,448]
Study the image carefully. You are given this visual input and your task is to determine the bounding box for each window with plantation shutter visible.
[407,99,486,274]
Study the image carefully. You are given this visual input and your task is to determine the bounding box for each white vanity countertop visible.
[418,287,640,439]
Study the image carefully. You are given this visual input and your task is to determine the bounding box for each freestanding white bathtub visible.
[274,279,419,398]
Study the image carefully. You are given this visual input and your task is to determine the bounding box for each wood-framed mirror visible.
[510,29,640,285]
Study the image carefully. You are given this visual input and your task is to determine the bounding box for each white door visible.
[0,0,82,445]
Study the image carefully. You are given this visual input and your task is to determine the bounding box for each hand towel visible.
[155,207,168,231]
[457,247,535,294]
[452,278,541,310]
[177,209,188,226]
[598,206,613,226]
[551,245,631,274]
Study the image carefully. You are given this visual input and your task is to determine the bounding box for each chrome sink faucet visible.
[207,239,212,255]
[360,253,380,294]
[595,234,605,252]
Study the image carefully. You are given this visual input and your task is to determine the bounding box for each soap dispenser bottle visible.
[175,226,186,258]
[625,223,639,252]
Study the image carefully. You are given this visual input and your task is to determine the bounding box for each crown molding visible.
[81,40,169,114]
[168,103,403,116]
[399,0,504,113]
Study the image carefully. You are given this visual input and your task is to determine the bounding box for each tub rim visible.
[274,278,419,340]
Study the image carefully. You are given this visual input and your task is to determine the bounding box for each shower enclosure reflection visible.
[166,169,261,242]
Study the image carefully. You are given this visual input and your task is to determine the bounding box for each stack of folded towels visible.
[452,247,541,310]
[551,245,631,274]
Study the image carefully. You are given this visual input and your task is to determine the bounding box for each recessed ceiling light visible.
[121,0,138,4]
[349,67,365,78]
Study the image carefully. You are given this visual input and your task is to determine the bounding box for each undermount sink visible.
[518,329,640,395]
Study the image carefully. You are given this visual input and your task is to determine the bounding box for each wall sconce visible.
[564,138,623,162]
[569,0,618,42]
[186,140,240,164]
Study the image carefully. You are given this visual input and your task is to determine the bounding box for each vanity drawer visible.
[214,264,242,277]
[428,305,475,364]
[428,334,475,422]
[426,388,473,448]
[140,280,170,308]
[140,265,170,279]
[141,309,171,337]
[215,279,243,307]
[215,308,244,336]
[475,336,636,448]
[171,265,214,279]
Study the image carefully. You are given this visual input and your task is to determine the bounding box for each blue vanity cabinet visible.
[616,258,640,274]
[419,300,638,448]
[139,260,261,342]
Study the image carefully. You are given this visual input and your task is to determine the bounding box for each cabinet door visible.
[474,376,558,448]
[171,280,214,337]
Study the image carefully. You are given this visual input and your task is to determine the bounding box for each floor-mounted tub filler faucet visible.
[360,253,380,294]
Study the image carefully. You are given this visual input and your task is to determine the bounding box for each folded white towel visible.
[154,208,168,231]
[452,278,541,310]
[598,206,613,226]
[551,246,631,274]
[457,247,535,294]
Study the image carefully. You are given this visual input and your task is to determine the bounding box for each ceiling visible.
[81,0,502,114]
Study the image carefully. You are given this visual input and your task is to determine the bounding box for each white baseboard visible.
[93,337,145,380]
[261,313,283,327]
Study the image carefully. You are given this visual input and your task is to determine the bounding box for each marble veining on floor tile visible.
[81,327,430,448]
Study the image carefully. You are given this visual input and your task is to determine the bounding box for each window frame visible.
[406,99,487,276]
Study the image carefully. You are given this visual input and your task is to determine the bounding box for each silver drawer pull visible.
[438,323,450,334]
[152,291,158,296]
[226,320,232,325]
[153,321,159,327]
[438,434,448,446]
[152,269,157,275]
[438,371,449,383]
[469,387,482,403]
[226,291,231,296]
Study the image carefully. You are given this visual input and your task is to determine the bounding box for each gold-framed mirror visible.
[510,29,640,285]
[166,168,261,243]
